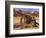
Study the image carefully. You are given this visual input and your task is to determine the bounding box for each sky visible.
[15,8,39,13]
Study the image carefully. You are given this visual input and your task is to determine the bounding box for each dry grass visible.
[13,12,39,29]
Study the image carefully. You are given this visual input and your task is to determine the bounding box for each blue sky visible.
[15,8,39,13]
